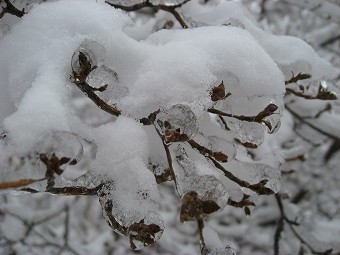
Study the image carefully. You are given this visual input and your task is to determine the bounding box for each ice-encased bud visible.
[86,65,128,103]
[174,145,228,222]
[264,115,281,134]
[35,131,84,165]
[224,17,245,29]
[217,71,239,96]
[156,104,199,143]
[262,99,283,134]
[97,173,164,249]
[231,160,281,194]
[190,133,236,162]
[86,65,118,88]
[280,60,312,81]
[227,119,265,148]
[128,212,164,250]
[207,136,236,162]
[71,40,106,80]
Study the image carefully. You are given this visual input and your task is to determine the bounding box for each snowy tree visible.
[0,0,339,254]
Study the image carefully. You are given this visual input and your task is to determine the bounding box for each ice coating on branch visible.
[201,224,236,255]
[86,65,128,105]
[226,160,282,194]
[71,40,106,80]
[0,0,132,152]
[173,145,228,222]
[156,104,199,143]
[0,0,286,153]
[228,120,266,148]
[92,117,163,248]
[35,131,83,165]
[111,0,189,5]
[86,66,118,89]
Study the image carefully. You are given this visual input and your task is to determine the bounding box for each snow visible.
[0,0,339,254]
[1,0,285,153]
[184,1,339,81]
[93,117,149,170]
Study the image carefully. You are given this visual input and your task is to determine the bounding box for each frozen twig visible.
[285,72,311,85]
[286,105,340,141]
[207,156,274,195]
[197,219,206,252]
[187,139,229,163]
[0,0,25,19]
[73,81,121,117]
[282,0,340,24]
[105,0,191,28]
[208,104,278,130]
[153,124,179,193]
[0,178,45,190]
[274,194,333,255]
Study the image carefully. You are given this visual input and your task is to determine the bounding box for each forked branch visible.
[105,0,191,28]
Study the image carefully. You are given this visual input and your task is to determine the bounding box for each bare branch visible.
[286,105,340,141]
[73,81,121,117]
[0,178,45,190]
[208,104,278,130]
[207,156,274,195]
[285,72,311,85]
[187,139,229,163]
[105,0,191,28]
[286,87,337,100]
[0,0,25,19]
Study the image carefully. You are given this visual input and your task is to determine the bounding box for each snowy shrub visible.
[0,0,339,254]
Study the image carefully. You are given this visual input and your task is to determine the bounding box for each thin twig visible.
[285,72,311,85]
[274,194,285,255]
[153,124,179,194]
[286,87,337,100]
[274,194,332,255]
[197,219,206,251]
[74,81,121,117]
[207,156,274,195]
[0,0,25,19]
[105,0,190,28]
[286,105,340,141]
[207,103,278,130]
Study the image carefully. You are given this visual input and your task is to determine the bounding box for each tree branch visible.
[0,0,25,19]
[73,81,121,117]
[105,0,190,28]
[285,105,340,141]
